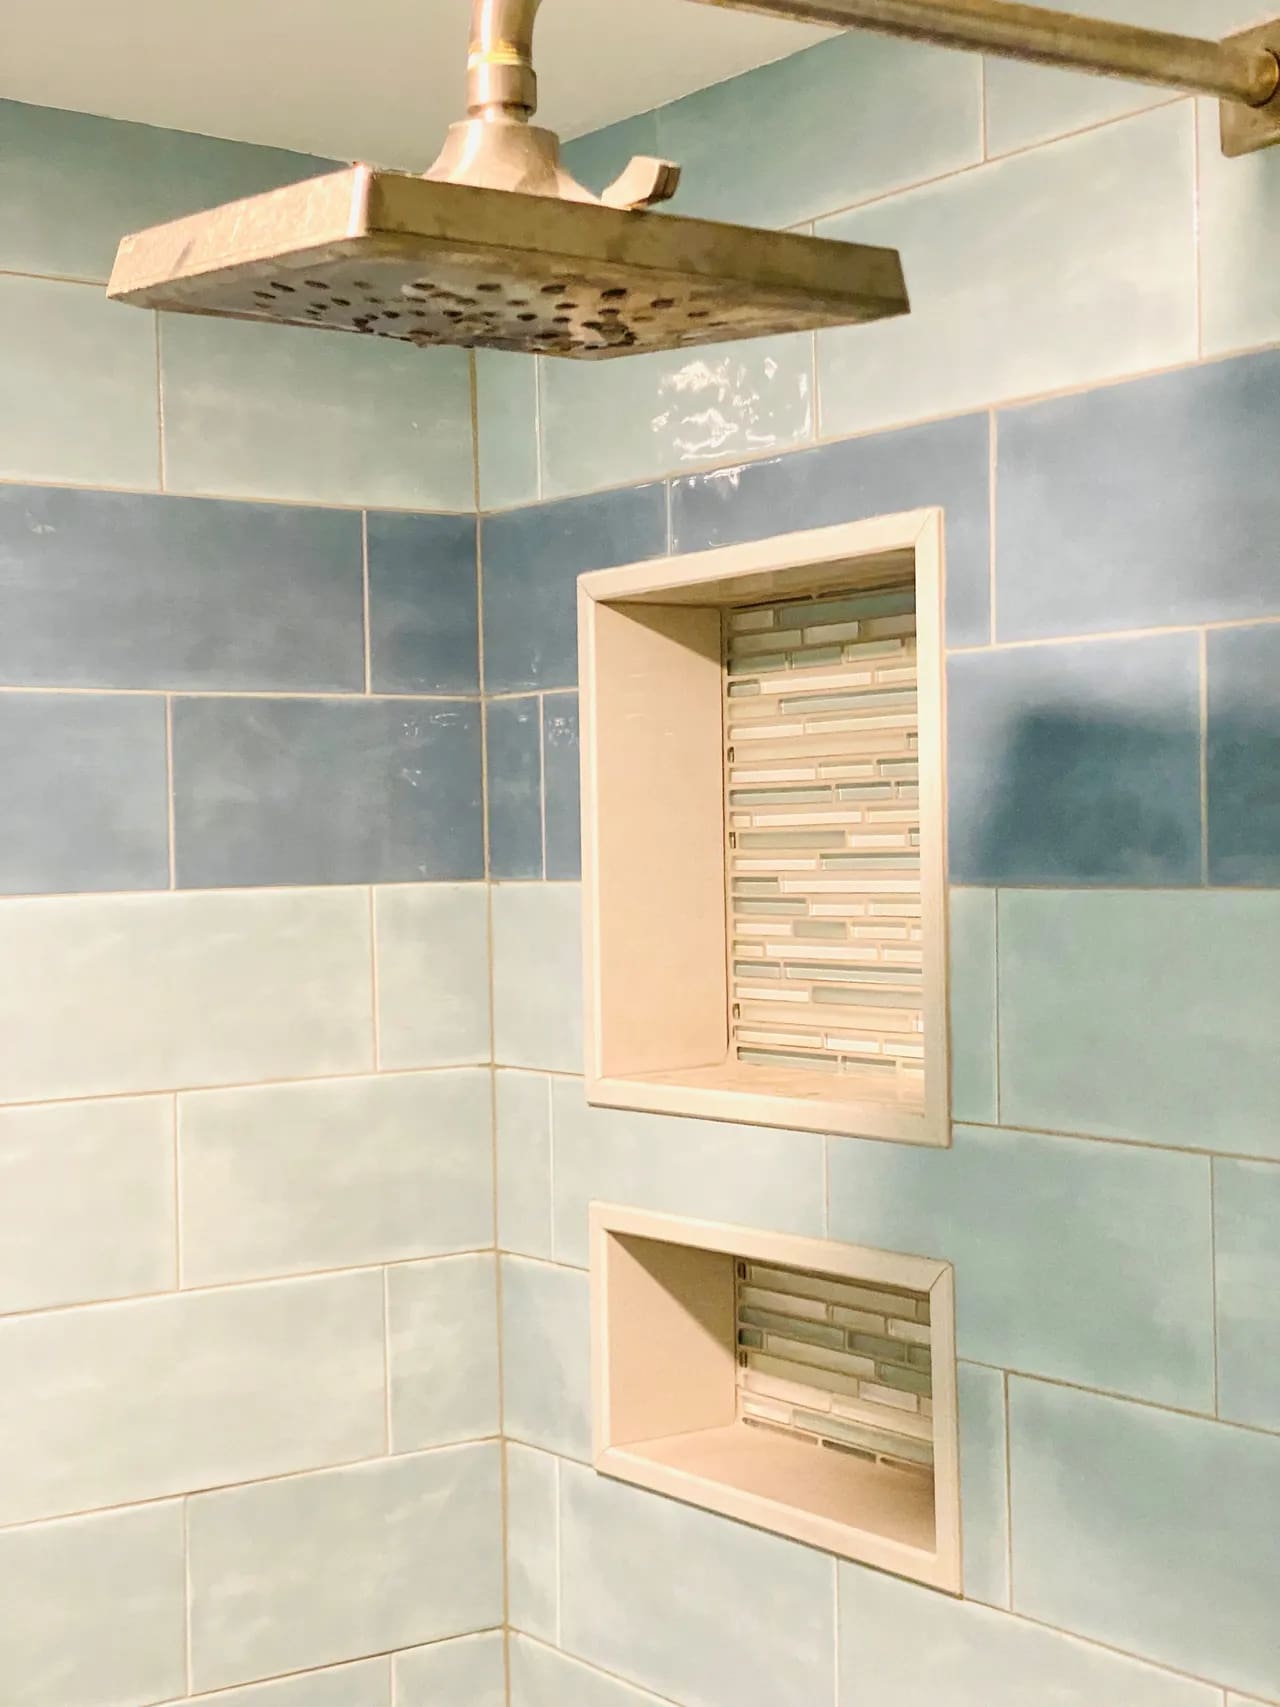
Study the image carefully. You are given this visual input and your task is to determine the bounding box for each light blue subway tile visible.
[497,1070,554,1260]
[492,883,583,1072]
[560,1458,836,1707]
[1009,1377,1280,1697]
[1200,99,1280,357]
[0,277,159,489]
[395,1632,505,1707]
[838,1561,1219,1707]
[486,697,544,880]
[511,1635,671,1707]
[374,884,491,1070]
[828,1123,1214,1410]
[550,1075,826,1269]
[996,349,1280,640]
[1207,624,1280,887]
[818,105,1196,439]
[658,33,980,228]
[538,335,813,498]
[500,1255,591,1461]
[957,1361,1009,1608]
[161,316,474,509]
[389,1255,500,1451]
[999,889,1280,1159]
[367,511,479,695]
[0,97,332,282]
[0,692,168,895]
[949,888,998,1124]
[506,1443,558,1641]
[1214,1158,1280,1434]
[173,696,483,887]
[476,351,540,511]
[947,636,1203,887]
[543,692,581,881]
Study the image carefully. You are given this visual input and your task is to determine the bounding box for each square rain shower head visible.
[106,165,910,360]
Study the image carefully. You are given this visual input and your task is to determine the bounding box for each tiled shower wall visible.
[478,17,1280,1707]
[0,100,506,1707]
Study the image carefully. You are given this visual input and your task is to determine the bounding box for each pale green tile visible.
[388,1254,500,1450]
[957,1361,1009,1608]
[506,1442,558,1641]
[497,1070,554,1259]
[500,1255,591,1461]
[949,887,998,1125]
[187,1658,390,1707]
[1214,1158,1280,1434]
[818,105,1196,440]
[839,1562,1219,1706]
[161,315,474,508]
[477,350,539,510]
[0,97,332,282]
[658,33,981,228]
[1199,97,1280,357]
[395,1633,505,1707]
[374,884,491,1070]
[539,335,813,499]
[491,883,583,1073]
[999,889,1280,1158]
[1009,1377,1280,1697]
[511,1635,670,1707]
[0,276,159,488]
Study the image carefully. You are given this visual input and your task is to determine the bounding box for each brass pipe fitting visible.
[467,0,544,120]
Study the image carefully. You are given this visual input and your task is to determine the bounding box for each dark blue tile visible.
[0,486,364,691]
[480,485,667,692]
[1208,624,1280,887]
[543,693,581,881]
[0,693,168,894]
[947,635,1202,887]
[671,414,991,648]
[997,350,1280,641]
[172,697,483,887]
[367,512,479,694]
[486,697,543,880]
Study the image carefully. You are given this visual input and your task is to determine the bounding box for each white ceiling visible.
[2,0,831,170]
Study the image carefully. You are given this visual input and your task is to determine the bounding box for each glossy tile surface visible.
[0,276,158,489]
[998,889,1280,1158]
[671,412,992,648]
[500,1255,592,1461]
[476,350,540,511]
[188,1445,503,1690]
[178,1070,492,1285]
[0,887,372,1103]
[481,485,667,692]
[491,883,584,1072]
[0,484,363,691]
[506,1443,559,1641]
[389,1254,501,1450]
[1199,99,1280,358]
[957,1361,1009,1608]
[1207,624,1280,887]
[0,1096,173,1315]
[1214,1158,1280,1434]
[172,696,484,887]
[373,884,491,1069]
[829,1124,1214,1409]
[0,692,168,894]
[161,316,474,510]
[542,692,581,880]
[818,107,1196,440]
[366,511,479,695]
[996,350,1280,639]
[560,1459,835,1707]
[511,1635,671,1707]
[1009,1377,1280,1696]
[486,697,544,880]
[395,1632,506,1707]
[497,1070,554,1260]
[949,887,998,1125]
[947,636,1202,886]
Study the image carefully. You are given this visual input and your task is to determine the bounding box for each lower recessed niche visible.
[590,1203,960,1591]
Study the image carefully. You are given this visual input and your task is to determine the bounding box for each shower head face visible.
[108,167,908,360]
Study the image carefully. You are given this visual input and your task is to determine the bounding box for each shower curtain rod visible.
[685,0,1280,154]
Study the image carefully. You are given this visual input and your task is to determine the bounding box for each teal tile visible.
[0,277,158,488]
[538,334,813,498]
[1009,1377,1280,1696]
[511,1635,670,1707]
[828,1124,1214,1410]
[818,105,1196,439]
[506,1443,558,1641]
[957,1362,1009,1608]
[0,98,332,282]
[395,1632,505,1707]
[1199,98,1280,357]
[476,351,539,511]
[160,315,474,509]
[949,889,998,1124]
[497,1070,554,1260]
[500,1255,591,1461]
[563,113,661,203]
[657,33,981,228]
[560,1458,835,1707]
[838,1562,1220,1707]
[549,1076,826,1269]
[491,883,583,1073]
[999,890,1280,1159]
[1214,1158,1280,1433]
[388,1255,500,1450]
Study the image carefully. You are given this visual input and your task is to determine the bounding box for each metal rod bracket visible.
[1221,21,1280,156]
